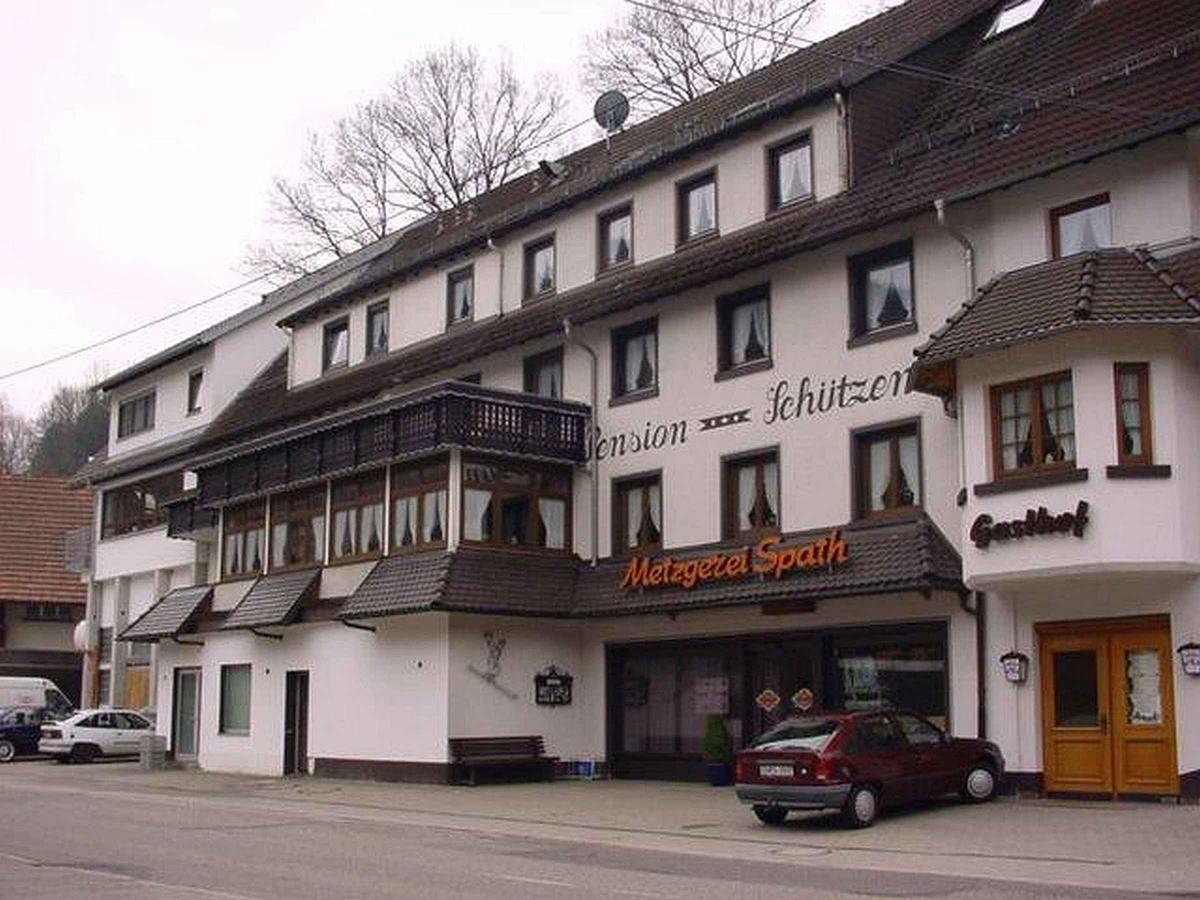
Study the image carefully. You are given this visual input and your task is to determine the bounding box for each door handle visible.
[1099,713,1108,735]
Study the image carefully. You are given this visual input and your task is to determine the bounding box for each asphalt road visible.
[0,762,1187,900]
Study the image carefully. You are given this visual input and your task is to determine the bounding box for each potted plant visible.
[700,714,733,786]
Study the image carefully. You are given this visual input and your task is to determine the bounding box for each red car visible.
[734,710,1004,828]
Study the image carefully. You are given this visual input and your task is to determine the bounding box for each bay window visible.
[222,500,265,579]
[391,458,448,551]
[101,470,182,538]
[269,486,326,570]
[462,457,571,550]
[329,470,385,562]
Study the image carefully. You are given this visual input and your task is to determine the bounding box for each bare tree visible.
[582,0,819,116]
[0,395,35,474]
[29,383,109,477]
[248,44,566,280]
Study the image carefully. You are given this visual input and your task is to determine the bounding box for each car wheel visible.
[0,740,15,763]
[69,744,97,764]
[840,785,878,828]
[753,805,788,826]
[961,764,997,803]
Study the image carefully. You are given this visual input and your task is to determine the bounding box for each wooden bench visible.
[449,736,558,786]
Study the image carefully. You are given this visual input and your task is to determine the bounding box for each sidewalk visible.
[7,761,1198,895]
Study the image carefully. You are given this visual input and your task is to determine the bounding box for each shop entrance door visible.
[747,638,821,739]
[283,671,309,776]
[1038,617,1177,797]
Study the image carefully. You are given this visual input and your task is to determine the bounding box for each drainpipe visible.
[563,318,599,567]
[834,91,849,192]
[488,236,504,316]
[934,198,977,507]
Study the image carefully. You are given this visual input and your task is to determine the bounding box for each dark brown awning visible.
[221,569,320,631]
[120,585,213,643]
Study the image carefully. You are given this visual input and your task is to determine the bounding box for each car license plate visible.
[758,764,793,778]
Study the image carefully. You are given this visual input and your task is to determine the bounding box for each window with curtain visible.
[678,171,717,243]
[365,302,389,357]
[855,424,921,518]
[117,390,156,438]
[717,285,771,375]
[614,474,662,554]
[523,347,564,399]
[187,370,203,414]
[269,486,326,570]
[219,664,251,735]
[391,458,449,551]
[991,371,1075,476]
[850,241,914,338]
[769,134,813,209]
[524,236,556,299]
[329,470,385,562]
[612,318,658,399]
[322,318,349,372]
[599,205,633,270]
[101,470,183,538]
[1114,362,1153,465]
[461,457,571,550]
[724,451,779,539]
[447,266,474,325]
[1051,194,1111,258]
[222,500,265,579]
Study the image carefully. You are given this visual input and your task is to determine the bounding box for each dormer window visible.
[117,391,156,438]
[984,0,1045,38]
[322,317,349,372]
[1051,194,1111,258]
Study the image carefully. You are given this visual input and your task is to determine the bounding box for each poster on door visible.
[694,676,729,715]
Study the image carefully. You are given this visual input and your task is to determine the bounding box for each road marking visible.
[487,872,576,887]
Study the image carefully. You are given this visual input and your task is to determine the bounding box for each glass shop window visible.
[828,629,948,730]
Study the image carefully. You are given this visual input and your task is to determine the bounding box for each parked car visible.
[734,711,1005,828]
[39,709,154,764]
[0,677,74,719]
[0,706,57,762]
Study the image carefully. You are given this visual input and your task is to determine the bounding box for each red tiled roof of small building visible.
[0,473,92,604]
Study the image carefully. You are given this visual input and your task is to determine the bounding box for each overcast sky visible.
[0,0,891,418]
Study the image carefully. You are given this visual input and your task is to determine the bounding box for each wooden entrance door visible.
[283,671,309,776]
[1039,617,1177,797]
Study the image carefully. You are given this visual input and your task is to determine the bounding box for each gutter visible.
[934,198,975,508]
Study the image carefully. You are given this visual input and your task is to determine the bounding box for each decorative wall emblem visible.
[755,689,781,713]
[970,501,1089,549]
[467,630,518,699]
[698,409,751,432]
[792,688,815,712]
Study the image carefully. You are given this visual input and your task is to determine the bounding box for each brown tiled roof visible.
[0,474,92,604]
[189,0,1200,461]
[911,246,1200,388]
[337,551,450,620]
[121,585,212,642]
[573,515,962,617]
[221,568,320,631]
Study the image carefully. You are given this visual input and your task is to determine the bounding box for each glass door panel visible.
[174,669,200,760]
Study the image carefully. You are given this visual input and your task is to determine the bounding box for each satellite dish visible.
[594,90,630,133]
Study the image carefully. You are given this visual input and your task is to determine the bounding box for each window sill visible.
[846,507,922,530]
[766,194,815,219]
[219,572,261,584]
[388,541,448,556]
[218,730,250,738]
[676,230,719,251]
[267,563,324,576]
[596,260,634,279]
[322,362,349,376]
[522,289,557,306]
[445,316,474,332]
[610,386,659,408]
[1106,464,1172,479]
[846,321,918,349]
[973,467,1089,497]
[714,357,773,382]
[326,553,383,568]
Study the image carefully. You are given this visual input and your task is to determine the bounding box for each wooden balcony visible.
[165,492,218,539]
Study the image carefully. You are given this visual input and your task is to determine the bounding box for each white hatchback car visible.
[39,709,154,763]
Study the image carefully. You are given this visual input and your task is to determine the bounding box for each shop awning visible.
[221,569,321,631]
[120,585,213,643]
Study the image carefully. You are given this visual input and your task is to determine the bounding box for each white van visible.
[0,678,74,718]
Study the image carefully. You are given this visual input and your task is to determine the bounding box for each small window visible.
[269,486,326,570]
[1051,193,1111,258]
[117,391,156,438]
[768,134,813,209]
[613,474,662,555]
[716,285,771,375]
[461,457,571,550]
[723,450,779,540]
[991,371,1076,477]
[222,501,265,579]
[849,241,915,339]
[855,423,921,519]
[678,171,717,244]
[598,205,633,271]
[447,266,474,325]
[523,347,564,399]
[611,318,658,400]
[329,470,385,562]
[186,370,203,414]
[219,664,251,735]
[391,458,449,551]
[99,627,113,664]
[985,0,1045,38]
[1114,363,1153,465]
[24,603,75,622]
[365,302,389,357]
[322,318,349,372]
[524,236,556,300]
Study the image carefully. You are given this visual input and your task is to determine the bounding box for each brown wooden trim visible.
[675,167,718,247]
[973,466,1087,496]
[445,264,475,329]
[611,469,663,557]
[460,454,573,552]
[313,757,451,784]
[713,357,773,382]
[766,129,814,212]
[847,239,915,341]
[1113,362,1153,466]
[608,386,659,407]
[1035,613,1171,636]
[610,316,658,400]
[522,233,557,302]
[321,316,350,373]
[1049,191,1109,259]
[597,201,634,275]
[846,320,918,349]
[719,444,781,541]
[1106,463,1171,479]
[988,369,1074,479]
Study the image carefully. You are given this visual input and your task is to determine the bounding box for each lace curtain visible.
[730,300,769,366]
[866,260,912,330]
[624,331,656,392]
[537,498,565,549]
[464,488,493,541]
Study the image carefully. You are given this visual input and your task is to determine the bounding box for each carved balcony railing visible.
[195,382,590,507]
